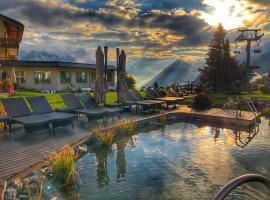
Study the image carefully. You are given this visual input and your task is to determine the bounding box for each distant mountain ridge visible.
[18,50,75,62]
[145,59,199,87]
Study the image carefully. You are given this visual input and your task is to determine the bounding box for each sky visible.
[0,0,270,63]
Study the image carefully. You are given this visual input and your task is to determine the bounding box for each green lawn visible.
[210,91,270,105]
[1,90,270,109]
[0,91,118,109]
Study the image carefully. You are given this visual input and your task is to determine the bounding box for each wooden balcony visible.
[0,38,19,48]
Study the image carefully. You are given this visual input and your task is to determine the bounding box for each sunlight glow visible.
[201,0,253,30]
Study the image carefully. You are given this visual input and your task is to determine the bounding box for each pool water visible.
[77,118,270,199]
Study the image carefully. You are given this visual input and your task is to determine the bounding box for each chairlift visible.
[254,39,262,54]
[234,42,240,54]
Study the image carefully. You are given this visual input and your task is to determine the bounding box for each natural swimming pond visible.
[47,117,270,200]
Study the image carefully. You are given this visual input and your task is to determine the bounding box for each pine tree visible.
[200,24,244,92]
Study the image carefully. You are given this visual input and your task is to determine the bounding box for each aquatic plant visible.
[159,110,167,127]
[95,127,116,146]
[116,119,137,135]
[48,145,78,189]
[26,178,43,200]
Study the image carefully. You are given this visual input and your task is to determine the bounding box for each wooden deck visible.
[0,106,258,182]
[171,106,258,127]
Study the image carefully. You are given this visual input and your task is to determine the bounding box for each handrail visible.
[213,174,270,200]
[236,98,259,126]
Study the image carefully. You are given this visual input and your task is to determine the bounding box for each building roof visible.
[0,14,24,42]
[0,60,116,70]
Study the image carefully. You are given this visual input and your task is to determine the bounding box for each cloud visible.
[1,0,267,63]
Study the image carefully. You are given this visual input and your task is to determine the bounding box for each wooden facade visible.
[0,14,24,60]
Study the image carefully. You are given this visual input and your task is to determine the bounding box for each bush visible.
[48,145,78,188]
[192,92,212,110]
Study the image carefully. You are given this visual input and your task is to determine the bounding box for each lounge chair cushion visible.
[14,115,51,126]
[61,93,84,110]
[78,93,98,108]
[36,112,77,122]
[1,97,31,117]
[74,108,108,116]
[26,96,54,114]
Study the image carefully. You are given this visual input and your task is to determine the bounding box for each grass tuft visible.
[48,145,78,189]
[26,178,43,200]
[160,110,167,127]
[116,119,137,135]
[95,126,116,146]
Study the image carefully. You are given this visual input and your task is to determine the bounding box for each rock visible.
[5,188,17,200]
[76,144,87,154]
[50,197,58,200]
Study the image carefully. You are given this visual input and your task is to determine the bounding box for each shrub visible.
[0,104,6,128]
[95,127,116,146]
[159,110,167,127]
[48,145,78,188]
[192,92,212,110]
[116,119,137,135]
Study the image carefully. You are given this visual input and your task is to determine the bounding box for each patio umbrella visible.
[94,46,107,104]
[11,67,17,84]
[118,50,129,101]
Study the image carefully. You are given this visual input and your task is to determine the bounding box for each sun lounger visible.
[1,97,52,136]
[26,96,77,132]
[128,89,165,113]
[145,88,183,108]
[77,93,122,116]
[60,93,109,121]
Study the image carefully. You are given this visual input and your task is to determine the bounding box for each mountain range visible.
[17,49,269,88]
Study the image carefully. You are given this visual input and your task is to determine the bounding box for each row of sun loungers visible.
[0,89,186,137]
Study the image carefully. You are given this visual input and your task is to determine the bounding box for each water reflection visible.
[74,118,270,199]
[95,146,110,187]
[208,125,259,148]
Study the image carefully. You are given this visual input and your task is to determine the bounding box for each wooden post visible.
[104,46,108,82]
[116,48,120,102]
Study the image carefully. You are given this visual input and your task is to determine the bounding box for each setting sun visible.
[201,0,253,30]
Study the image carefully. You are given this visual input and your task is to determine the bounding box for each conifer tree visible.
[200,24,244,92]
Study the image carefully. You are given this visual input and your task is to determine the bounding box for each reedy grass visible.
[26,178,43,200]
[95,126,116,146]
[48,145,78,189]
[116,119,137,135]
[159,110,167,127]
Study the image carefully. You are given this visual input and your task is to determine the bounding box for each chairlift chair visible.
[254,39,262,53]
[234,42,240,54]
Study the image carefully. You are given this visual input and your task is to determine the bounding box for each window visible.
[89,70,96,82]
[60,71,71,84]
[34,71,51,84]
[107,70,114,82]
[76,72,88,83]
[16,71,26,84]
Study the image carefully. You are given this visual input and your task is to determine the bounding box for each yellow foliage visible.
[116,119,137,135]
[0,104,6,128]
[48,145,78,188]
[95,126,116,146]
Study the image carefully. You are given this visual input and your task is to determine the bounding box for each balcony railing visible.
[0,38,19,48]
